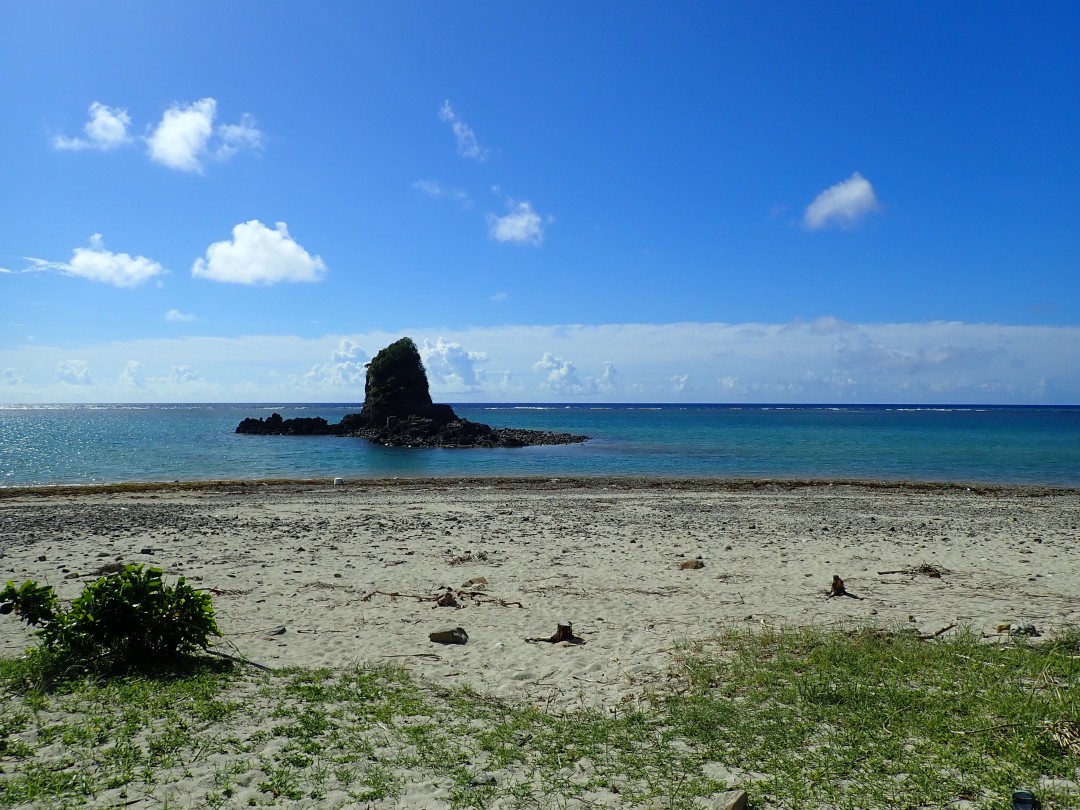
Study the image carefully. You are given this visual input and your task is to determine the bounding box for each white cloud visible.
[420,338,487,391]
[2,368,24,386]
[490,291,509,302]
[216,113,263,159]
[804,172,879,230]
[25,234,165,288]
[533,353,614,395]
[597,362,617,391]
[833,331,1003,373]
[119,360,145,388]
[439,100,488,160]
[167,365,200,384]
[147,98,262,172]
[192,220,327,285]
[147,98,216,172]
[56,360,93,386]
[300,339,369,388]
[165,308,198,323]
[412,179,469,204]
[487,200,546,246]
[1,322,1077,404]
[53,102,132,151]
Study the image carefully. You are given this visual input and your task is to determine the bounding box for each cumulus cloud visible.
[147,98,262,172]
[487,200,546,246]
[420,338,487,391]
[439,100,488,160]
[147,98,216,171]
[490,291,509,302]
[597,362,617,391]
[53,102,132,151]
[301,339,369,387]
[192,220,327,285]
[2,368,24,386]
[534,353,585,393]
[25,234,165,288]
[165,308,197,323]
[533,354,616,394]
[167,365,200,384]
[216,113,263,159]
[803,172,879,230]
[119,360,145,388]
[56,360,93,386]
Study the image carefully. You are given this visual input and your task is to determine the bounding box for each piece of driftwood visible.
[919,622,957,639]
[826,575,863,600]
[381,652,442,660]
[361,590,429,603]
[207,649,275,672]
[878,563,949,578]
[526,621,585,644]
[360,588,523,609]
[457,590,525,608]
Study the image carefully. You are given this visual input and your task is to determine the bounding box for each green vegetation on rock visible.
[359,337,435,425]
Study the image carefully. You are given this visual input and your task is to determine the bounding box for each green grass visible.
[1,628,1078,808]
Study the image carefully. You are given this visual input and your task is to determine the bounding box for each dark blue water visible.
[1,403,1078,487]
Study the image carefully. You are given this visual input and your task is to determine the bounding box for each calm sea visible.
[1,404,1078,488]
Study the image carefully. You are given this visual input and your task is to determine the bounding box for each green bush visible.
[1,565,221,673]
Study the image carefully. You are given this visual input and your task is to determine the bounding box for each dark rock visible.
[236,413,336,435]
[429,626,468,644]
[353,337,451,429]
[236,336,589,448]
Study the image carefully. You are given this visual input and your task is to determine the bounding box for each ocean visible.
[1,403,1078,488]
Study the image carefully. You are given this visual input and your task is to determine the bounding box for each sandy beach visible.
[3,478,1078,710]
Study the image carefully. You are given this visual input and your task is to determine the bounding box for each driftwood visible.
[457,590,524,608]
[877,563,949,578]
[854,623,958,642]
[918,622,957,639]
[360,590,431,603]
[526,621,585,644]
[207,649,275,672]
[826,574,863,600]
[435,588,458,608]
[360,588,524,609]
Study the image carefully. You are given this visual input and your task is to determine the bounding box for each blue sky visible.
[2,2,1078,404]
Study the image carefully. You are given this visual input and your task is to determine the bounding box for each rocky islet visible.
[236,337,588,448]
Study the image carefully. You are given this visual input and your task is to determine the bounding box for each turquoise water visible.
[1,403,1078,487]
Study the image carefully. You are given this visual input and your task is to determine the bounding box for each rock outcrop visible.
[234,413,335,436]
[236,337,588,448]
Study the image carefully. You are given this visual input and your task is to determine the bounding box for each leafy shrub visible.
[1,565,221,673]
[0,580,58,626]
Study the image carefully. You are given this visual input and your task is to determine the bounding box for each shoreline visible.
[3,478,1078,711]
[3,474,1078,499]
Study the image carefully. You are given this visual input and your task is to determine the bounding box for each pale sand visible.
[2,478,1078,710]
